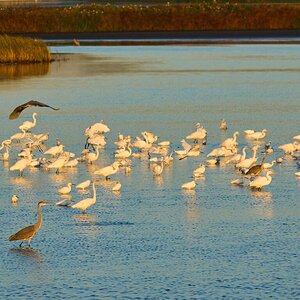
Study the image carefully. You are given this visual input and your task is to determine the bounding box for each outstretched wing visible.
[9,100,59,120]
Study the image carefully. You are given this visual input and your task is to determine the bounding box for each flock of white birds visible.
[1,113,300,216]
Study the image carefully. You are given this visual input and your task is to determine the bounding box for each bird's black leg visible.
[19,241,23,248]
[84,138,89,149]
[28,240,31,248]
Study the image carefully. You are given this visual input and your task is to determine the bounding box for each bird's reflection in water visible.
[72,214,96,224]
[10,176,33,189]
[250,190,273,219]
[47,172,69,184]
[58,194,72,200]
[9,247,43,263]
[182,190,200,223]
[112,190,121,198]
[95,179,113,188]
[2,161,9,169]
[72,214,99,236]
[153,175,164,187]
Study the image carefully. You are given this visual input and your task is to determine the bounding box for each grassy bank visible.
[0,35,51,63]
[0,4,300,33]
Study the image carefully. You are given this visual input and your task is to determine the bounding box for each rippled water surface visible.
[0,45,299,299]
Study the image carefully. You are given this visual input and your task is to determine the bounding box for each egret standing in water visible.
[19,112,38,132]
[71,182,97,213]
[9,201,52,248]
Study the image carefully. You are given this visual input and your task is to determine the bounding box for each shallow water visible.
[0,45,299,299]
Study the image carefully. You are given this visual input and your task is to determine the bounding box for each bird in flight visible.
[9,100,59,119]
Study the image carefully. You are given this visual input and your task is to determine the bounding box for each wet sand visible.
[12,30,300,42]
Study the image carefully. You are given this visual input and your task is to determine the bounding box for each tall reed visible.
[0,35,51,64]
[0,4,299,32]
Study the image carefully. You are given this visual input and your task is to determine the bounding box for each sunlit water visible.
[0,45,299,299]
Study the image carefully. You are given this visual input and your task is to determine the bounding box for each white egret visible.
[249,171,272,190]
[94,161,121,180]
[11,195,19,203]
[71,182,97,213]
[19,112,38,132]
[193,164,205,178]
[58,183,73,194]
[219,119,227,130]
[181,180,197,190]
[76,179,91,190]
[220,131,239,150]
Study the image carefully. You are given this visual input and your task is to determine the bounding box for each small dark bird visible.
[9,100,59,120]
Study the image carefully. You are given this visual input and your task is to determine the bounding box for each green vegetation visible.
[0,35,51,63]
[0,3,299,33]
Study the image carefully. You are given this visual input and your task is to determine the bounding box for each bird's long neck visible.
[32,114,37,125]
[92,184,96,200]
[252,149,258,159]
[127,145,132,155]
[233,133,238,142]
[21,129,26,138]
[95,147,99,159]
[266,172,272,183]
[34,204,43,232]
[260,153,267,164]
[242,148,247,159]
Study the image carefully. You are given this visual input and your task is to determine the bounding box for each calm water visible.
[0,45,299,299]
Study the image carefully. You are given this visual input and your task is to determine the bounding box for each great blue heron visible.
[9,100,59,120]
[9,201,52,248]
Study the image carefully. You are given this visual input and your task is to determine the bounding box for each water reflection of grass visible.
[0,61,50,79]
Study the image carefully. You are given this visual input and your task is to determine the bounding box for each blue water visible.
[0,45,299,299]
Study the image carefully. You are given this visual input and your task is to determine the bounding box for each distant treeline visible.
[0,3,300,32]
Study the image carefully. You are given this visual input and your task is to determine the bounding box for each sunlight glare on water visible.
[0,45,299,299]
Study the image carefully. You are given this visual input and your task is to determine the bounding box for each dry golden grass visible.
[0,35,51,63]
[0,4,299,33]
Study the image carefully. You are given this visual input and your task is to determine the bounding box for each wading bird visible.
[19,112,38,132]
[71,182,96,213]
[58,183,73,194]
[8,201,52,248]
[9,100,59,120]
[249,171,272,190]
[76,179,91,191]
[181,180,197,190]
[11,195,19,204]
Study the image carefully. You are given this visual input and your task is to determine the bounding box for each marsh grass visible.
[0,35,51,63]
[0,4,299,32]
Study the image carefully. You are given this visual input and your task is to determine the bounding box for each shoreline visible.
[11,30,300,42]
